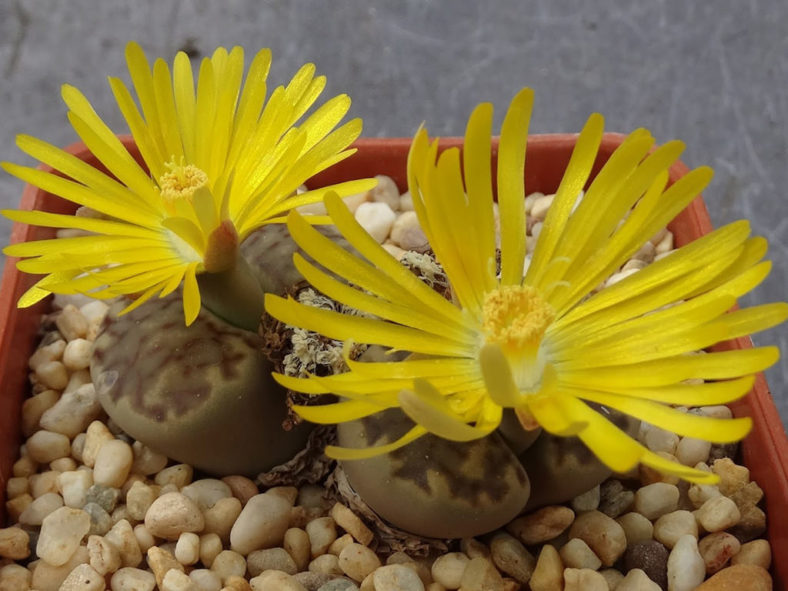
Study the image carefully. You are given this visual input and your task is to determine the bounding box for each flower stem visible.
[198,254,265,333]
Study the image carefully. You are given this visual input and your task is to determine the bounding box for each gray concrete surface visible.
[1,1,786,427]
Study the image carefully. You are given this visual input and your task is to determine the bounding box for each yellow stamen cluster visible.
[159,163,209,205]
[482,285,554,354]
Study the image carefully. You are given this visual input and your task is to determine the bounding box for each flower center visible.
[482,285,554,355]
[159,162,209,204]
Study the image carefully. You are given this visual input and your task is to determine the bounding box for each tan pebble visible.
[567,510,626,566]
[82,421,114,468]
[729,481,764,509]
[698,532,741,574]
[190,568,223,590]
[730,539,771,569]
[330,503,374,546]
[200,533,224,568]
[560,537,601,570]
[248,547,298,576]
[427,583,447,591]
[36,360,69,390]
[155,463,194,488]
[93,439,134,488]
[71,433,86,462]
[402,560,433,587]
[62,338,92,370]
[563,567,608,591]
[6,475,29,499]
[368,175,401,209]
[204,496,243,544]
[29,339,66,371]
[174,531,201,566]
[306,516,338,558]
[711,459,749,496]
[58,563,104,591]
[460,538,490,560]
[639,452,681,486]
[329,533,355,556]
[0,527,29,560]
[506,505,575,545]
[12,455,38,477]
[374,563,426,591]
[111,504,132,526]
[571,485,600,513]
[616,568,661,591]
[667,534,705,591]
[634,483,680,520]
[105,519,143,567]
[694,563,772,591]
[382,242,406,259]
[0,563,32,591]
[5,493,33,522]
[489,532,535,583]
[676,437,712,467]
[148,545,185,588]
[145,492,205,540]
[63,368,92,395]
[730,503,766,541]
[266,486,298,505]
[529,545,564,591]
[182,478,234,510]
[292,571,335,589]
[688,481,722,509]
[30,545,89,591]
[36,506,90,566]
[297,484,331,511]
[161,568,197,591]
[29,470,59,498]
[21,389,60,437]
[359,571,376,591]
[211,549,247,580]
[390,211,429,251]
[230,492,292,555]
[284,527,311,571]
[338,542,381,582]
[309,553,343,575]
[126,481,156,521]
[222,475,259,505]
[26,430,70,463]
[87,533,121,575]
[50,457,77,472]
[110,566,156,591]
[653,510,698,549]
[56,304,89,340]
[599,568,626,590]
[696,496,741,532]
[355,201,397,243]
[399,191,414,211]
[250,569,307,591]
[530,194,554,221]
[131,441,168,475]
[431,552,470,589]
[133,524,156,554]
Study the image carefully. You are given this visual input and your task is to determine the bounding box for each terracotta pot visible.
[2,136,787,585]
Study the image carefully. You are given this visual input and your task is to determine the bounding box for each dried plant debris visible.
[399,250,452,300]
[257,426,337,489]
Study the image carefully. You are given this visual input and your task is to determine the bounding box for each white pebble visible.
[182,478,232,511]
[634,483,680,520]
[695,496,741,532]
[431,552,470,588]
[93,439,134,488]
[338,542,382,582]
[250,569,307,591]
[111,567,156,591]
[26,430,71,463]
[62,338,93,370]
[161,568,197,591]
[617,568,662,591]
[87,534,122,576]
[306,516,338,558]
[390,211,429,251]
[39,384,101,438]
[368,175,401,210]
[59,563,104,591]
[560,538,602,570]
[644,426,680,454]
[56,304,89,341]
[354,201,397,243]
[175,532,201,565]
[145,492,205,540]
[131,441,169,475]
[230,492,293,555]
[666,534,705,591]
[37,506,91,566]
[676,437,712,467]
[653,510,698,549]
[18,491,64,525]
[373,564,426,591]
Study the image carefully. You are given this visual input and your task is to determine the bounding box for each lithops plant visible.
[267,88,786,538]
[2,42,373,473]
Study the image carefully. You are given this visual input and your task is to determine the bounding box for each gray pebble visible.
[624,540,669,590]
[317,579,360,591]
[599,480,634,518]
[83,502,112,536]
[293,571,337,591]
[85,484,120,513]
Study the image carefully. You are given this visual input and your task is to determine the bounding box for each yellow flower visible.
[3,42,373,324]
[265,88,787,483]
